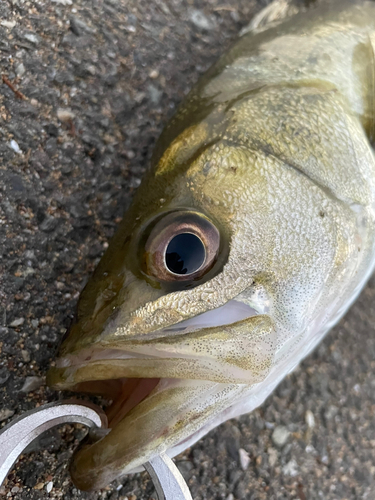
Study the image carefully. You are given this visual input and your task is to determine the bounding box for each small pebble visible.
[24,267,35,276]
[0,370,10,386]
[238,448,250,470]
[20,376,44,393]
[282,459,299,477]
[272,425,290,447]
[21,350,31,362]
[305,410,315,428]
[189,9,216,30]
[9,140,22,154]
[125,150,135,160]
[40,215,59,233]
[0,409,15,422]
[23,33,40,45]
[147,84,162,105]
[86,65,96,75]
[15,63,26,77]
[57,108,75,122]
[305,444,315,454]
[46,481,53,493]
[267,447,278,467]
[34,483,44,490]
[70,16,89,36]
[149,69,159,79]
[9,317,25,327]
[1,20,16,28]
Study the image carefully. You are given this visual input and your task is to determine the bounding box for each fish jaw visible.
[69,378,247,490]
[48,312,276,387]
[47,310,277,490]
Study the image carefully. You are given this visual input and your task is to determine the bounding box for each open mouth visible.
[66,375,249,490]
[69,377,161,429]
[48,300,275,489]
[50,299,267,423]
[52,299,259,430]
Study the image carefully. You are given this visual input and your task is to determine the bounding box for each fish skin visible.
[47,0,375,490]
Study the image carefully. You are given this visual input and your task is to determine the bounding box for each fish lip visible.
[53,299,260,372]
[48,300,274,393]
[67,377,248,490]
[47,362,249,490]
[47,302,272,489]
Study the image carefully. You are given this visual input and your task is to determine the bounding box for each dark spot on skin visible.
[307,56,318,65]
[203,162,211,175]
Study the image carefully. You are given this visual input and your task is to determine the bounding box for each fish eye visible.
[144,210,220,282]
[165,233,205,275]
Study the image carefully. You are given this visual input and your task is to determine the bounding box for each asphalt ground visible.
[0,0,374,499]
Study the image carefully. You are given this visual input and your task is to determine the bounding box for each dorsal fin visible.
[240,0,299,36]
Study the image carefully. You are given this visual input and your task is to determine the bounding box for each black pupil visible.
[165,233,205,275]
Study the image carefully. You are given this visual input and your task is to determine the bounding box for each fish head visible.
[47,94,361,490]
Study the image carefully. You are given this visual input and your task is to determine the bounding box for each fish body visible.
[48,0,375,490]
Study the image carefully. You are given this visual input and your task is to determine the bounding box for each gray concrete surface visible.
[0,0,374,499]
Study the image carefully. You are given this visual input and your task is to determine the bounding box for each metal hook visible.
[0,401,192,499]
[145,453,193,500]
[0,401,107,488]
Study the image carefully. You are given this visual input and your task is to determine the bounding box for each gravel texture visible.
[1,0,375,499]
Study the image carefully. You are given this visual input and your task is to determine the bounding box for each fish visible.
[47,0,375,490]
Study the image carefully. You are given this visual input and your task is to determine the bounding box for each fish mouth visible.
[50,299,272,388]
[48,301,273,490]
[66,377,248,490]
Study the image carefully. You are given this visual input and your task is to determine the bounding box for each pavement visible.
[0,0,374,499]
